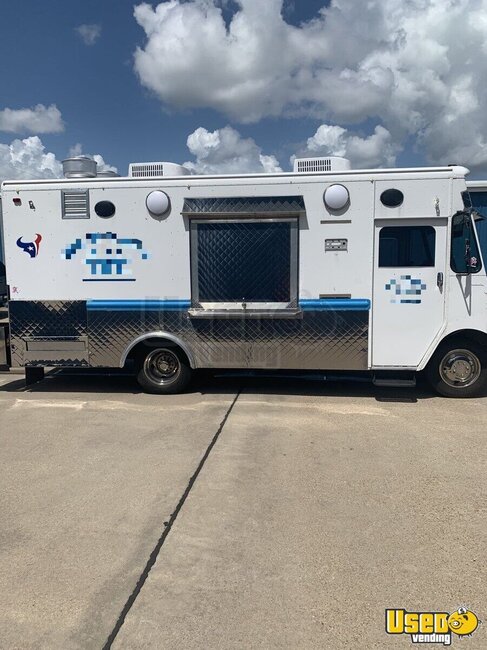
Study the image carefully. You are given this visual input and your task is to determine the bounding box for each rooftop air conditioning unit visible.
[128,161,190,178]
[293,156,352,173]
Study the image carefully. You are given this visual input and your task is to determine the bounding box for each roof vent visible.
[293,156,352,173]
[62,156,97,179]
[128,161,190,178]
[97,170,120,178]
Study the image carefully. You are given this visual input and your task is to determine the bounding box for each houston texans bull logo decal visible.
[17,234,42,258]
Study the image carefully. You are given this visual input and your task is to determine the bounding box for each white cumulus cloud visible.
[184,126,282,173]
[0,104,64,134]
[0,136,63,181]
[133,0,487,171]
[0,137,117,184]
[76,24,102,46]
[297,124,400,168]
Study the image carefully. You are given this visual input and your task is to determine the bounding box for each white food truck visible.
[0,155,486,397]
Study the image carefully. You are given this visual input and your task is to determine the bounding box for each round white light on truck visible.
[146,190,170,215]
[323,184,349,211]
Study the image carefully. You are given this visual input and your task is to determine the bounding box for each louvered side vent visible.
[62,190,90,219]
[128,161,190,177]
[130,162,166,177]
[296,158,332,173]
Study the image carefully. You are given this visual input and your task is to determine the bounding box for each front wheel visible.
[425,340,487,398]
[136,347,192,394]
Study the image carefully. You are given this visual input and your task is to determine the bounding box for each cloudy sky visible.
[1,0,487,180]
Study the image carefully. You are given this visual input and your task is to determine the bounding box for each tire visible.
[425,339,487,398]
[136,346,192,394]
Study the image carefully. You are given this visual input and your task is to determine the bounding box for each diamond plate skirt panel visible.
[8,301,369,370]
[9,301,88,366]
[88,309,369,370]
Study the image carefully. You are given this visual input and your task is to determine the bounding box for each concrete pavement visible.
[0,371,486,649]
[0,370,237,649]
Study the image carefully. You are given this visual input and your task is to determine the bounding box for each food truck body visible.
[1,156,486,396]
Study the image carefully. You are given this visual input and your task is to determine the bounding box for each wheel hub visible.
[144,349,180,385]
[156,359,172,373]
[440,349,481,387]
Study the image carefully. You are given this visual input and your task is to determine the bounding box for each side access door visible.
[372,218,448,367]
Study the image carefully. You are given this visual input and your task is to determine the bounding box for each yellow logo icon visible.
[447,608,479,636]
[386,607,480,645]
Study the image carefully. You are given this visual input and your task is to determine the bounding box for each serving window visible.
[190,218,298,313]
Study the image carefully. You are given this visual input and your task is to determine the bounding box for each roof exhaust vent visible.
[62,156,97,179]
[293,156,352,173]
[96,170,120,178]
[128,161,190,178]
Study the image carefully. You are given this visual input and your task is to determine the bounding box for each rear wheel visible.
[136,347,192,394]
[425,339,487,397]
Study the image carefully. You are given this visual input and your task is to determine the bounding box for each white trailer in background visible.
[0,156,486,396]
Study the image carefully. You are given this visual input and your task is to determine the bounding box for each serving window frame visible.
[189,217,299,316]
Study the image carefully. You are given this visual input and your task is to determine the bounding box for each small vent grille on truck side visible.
[130,163,165,177]
[293,157,351,173]
[128,161,190,177]
[62,190,90,219]
[296,159,332,173]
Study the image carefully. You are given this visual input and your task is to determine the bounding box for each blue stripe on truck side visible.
[299,299,370,311]
[86,299,371,312]
[86,300,191,311]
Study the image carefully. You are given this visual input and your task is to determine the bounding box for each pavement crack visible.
[102,389,241,649]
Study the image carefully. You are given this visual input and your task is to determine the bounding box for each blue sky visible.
[1,0,486,178]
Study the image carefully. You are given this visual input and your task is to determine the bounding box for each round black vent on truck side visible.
[94,201,116,218]
[380,188,404,207]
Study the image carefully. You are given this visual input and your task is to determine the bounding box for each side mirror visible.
[465,238,472,273]
[463,219,479,274]
[451,210,482,275]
